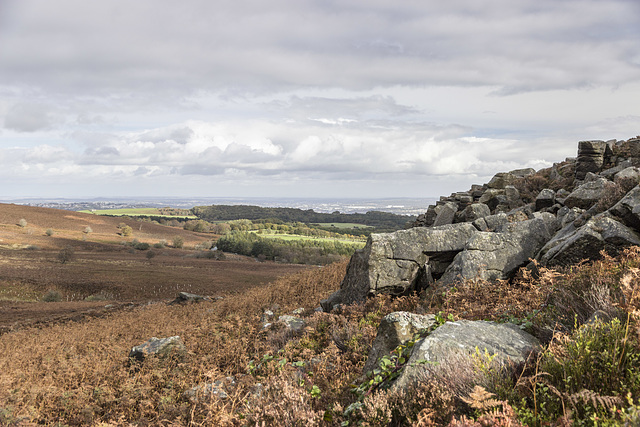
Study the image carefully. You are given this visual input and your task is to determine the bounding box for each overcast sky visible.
[1,0,639,200]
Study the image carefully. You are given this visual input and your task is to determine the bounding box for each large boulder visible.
[439,213,558,284]
[563,178,617,210]
[363,312,436,374]
[321,224,478,310]
[538,214,640,266]
[575,140,612,180]
[393,320,539,390]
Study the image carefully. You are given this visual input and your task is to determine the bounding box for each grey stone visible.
[129,336,186,362]
[169,292,210,305]
[539,214,640,267]
[440,214,558,284]
[614,167,640,186]
[393,320,540,390]
[472,213,508,232]
[278,315,305,332]
[608,186,640,229]
[479,189,506,211]
[535,189,556,211]
[432,202,458,226]
[564,178,617,210]
[363,312,436,374]
[505,185,521,209]
[463,203,491,222]
[321,223,478,310]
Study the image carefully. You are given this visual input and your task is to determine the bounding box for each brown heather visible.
[2,247,640,425]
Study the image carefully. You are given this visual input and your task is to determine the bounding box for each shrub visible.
[134,242,150,251]
[146,250,156,260]
[42,289,62,302]
[57,247,75,264]
[172,236,184,249]
[45,228,54,236]
[18,218,27,228]
[120,225,132,236]
[83,226,93,234]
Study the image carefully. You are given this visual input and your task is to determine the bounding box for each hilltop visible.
[1,138,640,426]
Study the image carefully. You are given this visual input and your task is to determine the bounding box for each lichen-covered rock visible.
[129,336,186,362]
[432,201,458,226]
[439,214,557,284]
[278,315,305,332]
[393,320,539,390]
[538,214,640,266]
[463,203,491,222]
[321,223,478,310]
[363,312,436,374]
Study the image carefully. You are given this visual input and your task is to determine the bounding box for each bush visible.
[134,242,150,251]
[146,250,156,260]
[120,225,132,237]
[42,289,62,302]
[172,236,184,249]
[57,247,75,264]
[83,226,93,234]
[18,218,27,228]
[45,228,54,236]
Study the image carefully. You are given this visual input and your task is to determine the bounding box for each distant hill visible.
[0,203,210,250]
[191,205,415,231]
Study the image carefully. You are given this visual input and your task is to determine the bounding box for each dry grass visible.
[1,231,640,425]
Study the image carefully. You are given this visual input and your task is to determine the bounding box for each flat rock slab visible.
[393,320,539,390]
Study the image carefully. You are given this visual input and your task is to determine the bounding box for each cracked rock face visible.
[439,214,558,284]
[538,214,640,266]
[320,224,477,311]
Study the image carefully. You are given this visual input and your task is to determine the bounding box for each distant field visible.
[255,231,366,246]
[313,222,373,229]
[79,208,196,218]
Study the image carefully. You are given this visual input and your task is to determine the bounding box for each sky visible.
[0,0,639,200]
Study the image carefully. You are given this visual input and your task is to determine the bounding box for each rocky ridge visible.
[322,137,640,310]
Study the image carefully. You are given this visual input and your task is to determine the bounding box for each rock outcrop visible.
[321,223,477,311]
[324,137,640,310]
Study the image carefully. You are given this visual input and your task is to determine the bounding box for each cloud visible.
[4,103,54,132]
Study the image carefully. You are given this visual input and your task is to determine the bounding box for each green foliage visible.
[516,318,640,425]
[45,228,54,236]
[42,289,62,302]
[172,236,184,249]
[191,204,414,232]
[216,230,360,264]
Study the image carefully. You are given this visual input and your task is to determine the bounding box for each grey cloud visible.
[1,0,637,99]
[4,103,54,132]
